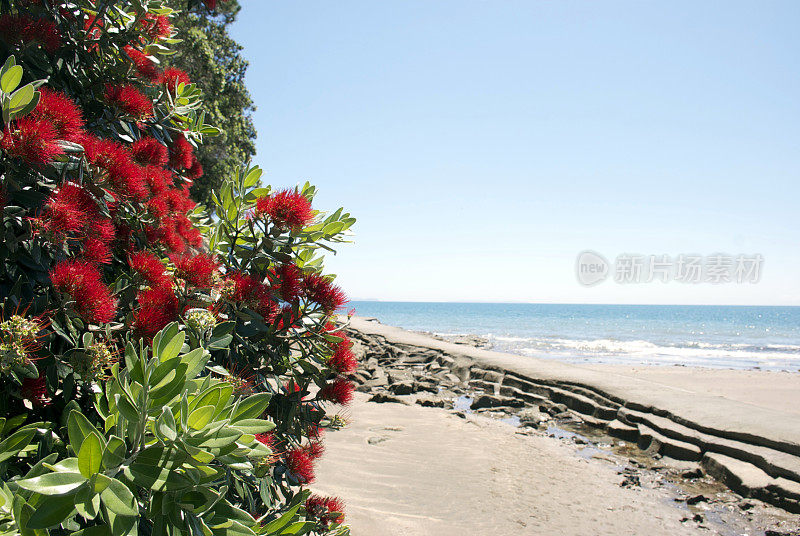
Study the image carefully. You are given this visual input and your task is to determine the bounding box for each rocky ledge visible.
[343,317,800,519]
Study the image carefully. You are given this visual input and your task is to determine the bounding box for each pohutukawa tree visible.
[0,1,356,535]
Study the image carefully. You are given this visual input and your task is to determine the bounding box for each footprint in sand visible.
[367,426,404,445]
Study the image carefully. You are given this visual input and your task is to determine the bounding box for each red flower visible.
[21,375,49,407]
[318,377,354,406]
[129,251,168,285]
[31,88,85,142]
[1,118,63,165]
[82,218,116,264]
[224,272,261,302]
[269,263,302,302]
[302,272,347,314]
[305,441,325,460]
[306,495,345,528]
[329,335,357,374]
[36,182,98,238]
[169,134,194,170]
[172,253,219,288]
[142,165,172,197]
[187,159,203,179]
[284,447,314,484]
[130,137,169,167]
[255,432,274,447]
[0,14,60,52]
[255,189,314,229]
[163,67,190,91]
[141,13,172,40]
[134,285,179,339]
[83,136,148,201]
[104,84,153,119]
[50,260,117,324]
[124,46,162,83]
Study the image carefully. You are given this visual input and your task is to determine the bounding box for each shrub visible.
[0,2,356,535]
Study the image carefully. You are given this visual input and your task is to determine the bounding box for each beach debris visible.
[367,436,389,445]
[686,494,709,505]
[416,396,447,408]
[369,391,410,405]
[471,394,525,410]
[682,468,704,479]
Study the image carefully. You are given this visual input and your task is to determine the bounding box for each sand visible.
[313,393,704,536]
[309,318,800,535]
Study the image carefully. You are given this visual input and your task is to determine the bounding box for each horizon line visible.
[347,299,800,307]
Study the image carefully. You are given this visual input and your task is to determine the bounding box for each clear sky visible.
[230,1,800,305]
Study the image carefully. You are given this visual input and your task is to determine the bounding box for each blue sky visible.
[230,1,800,305]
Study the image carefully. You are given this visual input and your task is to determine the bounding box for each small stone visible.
[388,381,415,395]
[692,514,703,523]
[367,436,388,445]
[369,392,409,404]
[686,494,707,506]
[682,468,703,479]
[416,396,446,408]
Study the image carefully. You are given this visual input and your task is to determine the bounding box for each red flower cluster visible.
[173,253,219,288]
[302,272,347,314]
[50,260,116,324]
[202,0,231,9]
[305,495,345,528]
[21,375,49,407]
[134,286,179,339]
[255,189,314,229]
[83,136,148,201]
[317,376,354,406]
[30,88,85,142]
[141,13,172,40]
[169,134,195,170]
[163,67,190,91]
[104,84,153,119]
[223,272,279,321]
[124,46,162,83]
[328,334,357,374]
[129,251,168,286]
[1,118,64,165]
[131,137,169,167]
[268,263,302,302]
[37,182,115,263]
[0,14,60,52]
[284,447,315,484]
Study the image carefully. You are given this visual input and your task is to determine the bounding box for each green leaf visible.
[280,521,315,535]
[78,432,103,477]
[15,471,86,495]
[74,485,101,520]
[99,477,138,516]
[230,419,275,435]
[1,65,22,94]
[102,436,126,469]
[67,410,102,455]
[243,167,263,188]
[156,407,177,441]
[187,405,215,430]
[25,492,77,529]
[231,393,272,421]
[0,427,35,462]
[8,83,34,113]
[259,504,301,534]
[159,330,185,362]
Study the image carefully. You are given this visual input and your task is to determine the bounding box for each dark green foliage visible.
[168,0,257,206]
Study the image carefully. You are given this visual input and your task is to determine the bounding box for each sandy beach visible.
[311,317,800,535]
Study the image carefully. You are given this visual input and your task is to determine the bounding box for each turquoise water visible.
[348,302,800,371]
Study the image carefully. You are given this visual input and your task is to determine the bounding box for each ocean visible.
[348,302,800,371]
